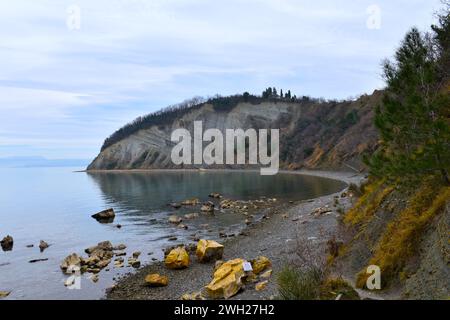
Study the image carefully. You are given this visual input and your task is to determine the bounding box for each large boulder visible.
[1,235,13,251]
[251,256,271,275]
[165,247,190,269]
[145,274,168,287]
[91,208,115,223]
[60,253,81,273]
[196,239,224,263]
[205,258,245,299]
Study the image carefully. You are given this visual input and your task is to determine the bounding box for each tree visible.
[367,23,450,184]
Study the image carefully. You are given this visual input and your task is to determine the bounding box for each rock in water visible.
[164,247,190,269]
[196,239,224,263]
[251,256,271,275]
[60,253,81,273]
[168,215,182,224]
[200,202,215,213]
[145,274,168,287]
[39,240,49,252]
[1,235,13,251]
[91,208,115,223]
[0,291,11,298]
[206,258,246,299]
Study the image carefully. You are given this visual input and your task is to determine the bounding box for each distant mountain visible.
[0,156,90,168]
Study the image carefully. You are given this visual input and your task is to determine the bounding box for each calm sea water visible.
[0,167,346,300]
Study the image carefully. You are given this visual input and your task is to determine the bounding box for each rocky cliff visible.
[88,91,382,171]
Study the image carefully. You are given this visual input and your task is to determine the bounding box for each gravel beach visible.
[106,170,364,300]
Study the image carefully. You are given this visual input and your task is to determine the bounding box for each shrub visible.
[277,266,324,300]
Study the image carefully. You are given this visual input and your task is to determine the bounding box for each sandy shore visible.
[106,170,364,300]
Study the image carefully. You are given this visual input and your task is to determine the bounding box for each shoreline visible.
[106,170,364,300]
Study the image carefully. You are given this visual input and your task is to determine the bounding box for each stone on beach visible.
[251,256,271,275]
[0,291,11,298]
[1,235,13,251]
[196,239,224,263]
[255,280,268,291]
[145,274,168,287]
[91,208,115,223]
[164,247,189,269]
[205,258,246,299]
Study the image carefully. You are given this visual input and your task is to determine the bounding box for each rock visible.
[29,258,48,263]
[255,280,268,291]
[178,224,188,230]
[168,215,182,224]
[115,251,126,257]
[26,244,34,248]
[170,203,182,209]
[1,235,13,251]
[168,236,178,241]
[244,219,251,225]
[201,202,215,213]
[181,198,199,206]
[184,213,199,219]
[116,224,122,229]
[91,274,99,283]
[205,258,245,299]
[260,269,273,279]
[60,253,81,273]
[209,192,221,199]
[145,274,168,287]
[86,241,113,254]
[39,240,49,252]
[113,244,127,251]
[0,291,11,298]
[165,247,189,269]
[64,277,75,287]
[251,256,271,275]
[196,239,224,263]
[91,208,115,223]
[128,258,141,268]
[181,291,205,300]
[132,251,141,259]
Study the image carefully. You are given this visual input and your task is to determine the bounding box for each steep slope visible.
[88,91,381,171]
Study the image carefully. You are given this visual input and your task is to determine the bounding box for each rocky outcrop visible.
[88,92,381,171]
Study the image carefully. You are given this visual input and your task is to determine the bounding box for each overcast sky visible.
[0,0,443,159]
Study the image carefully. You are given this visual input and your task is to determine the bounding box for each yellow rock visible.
[165,247,190,269]
[196,239,224,262]
[145,274,168,287]
[205,258,245,299]
[255,280,268,291]
[251,256,271,275]
[260,269,273,279]
[181,291,205,300]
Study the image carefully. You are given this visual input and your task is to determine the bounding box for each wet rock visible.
[60,253,81,273]
[39,240,49,252]
[1,235,13,251]
[168,215,182,224]
[255,280,268,291]
[184,213,199,219]
[91,208,115,223]
[29,258,48,263]
[145,274,168,287]
[178,224,188,230]
[201,201,215,213]
[209,192,221,199]
[115,251,126,257]
[251,256,271,275]
[181,198,199,206]
[116,224,122,229]
[0,291,11,298]
[165,247,189,269]
[128,258,141,268]
[196,239,224,263]
[91,274,99,283]
[26,244,34,248]
[170,203,182,209]
[132,251,141,259]
[113,244,127,251]
[168,236,178,241]
[206,258,245,299]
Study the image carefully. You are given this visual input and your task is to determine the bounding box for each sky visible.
[0,0,444,160]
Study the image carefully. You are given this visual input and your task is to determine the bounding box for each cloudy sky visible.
[0,0,443,159]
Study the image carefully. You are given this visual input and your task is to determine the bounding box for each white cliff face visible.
[88,94,379,171]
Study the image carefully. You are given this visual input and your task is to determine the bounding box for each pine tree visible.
[368,24,450,184]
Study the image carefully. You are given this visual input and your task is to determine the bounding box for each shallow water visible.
[0,167,345,299]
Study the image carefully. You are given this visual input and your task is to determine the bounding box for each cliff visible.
[88,91,382,171]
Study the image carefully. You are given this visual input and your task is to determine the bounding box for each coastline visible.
[106,170,365,300]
